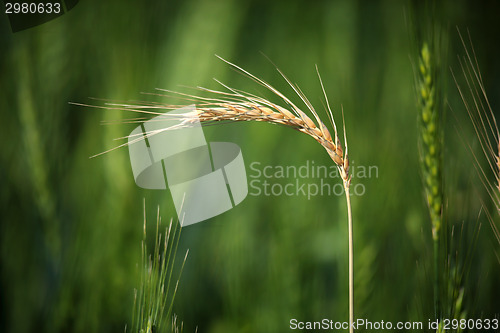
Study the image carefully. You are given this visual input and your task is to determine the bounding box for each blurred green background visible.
[1,0,499,332]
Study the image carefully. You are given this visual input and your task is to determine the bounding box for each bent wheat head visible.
[77,57,350,184]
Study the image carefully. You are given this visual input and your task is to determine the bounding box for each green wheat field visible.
[1,1,499,332]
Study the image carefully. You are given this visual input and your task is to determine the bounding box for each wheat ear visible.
[74,57,353,330]
[416,42,444,319]
[90,59,350,178]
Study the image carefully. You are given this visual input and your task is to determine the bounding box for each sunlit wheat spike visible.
[73,57,350,181]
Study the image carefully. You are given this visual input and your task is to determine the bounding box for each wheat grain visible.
[189,99,345,169]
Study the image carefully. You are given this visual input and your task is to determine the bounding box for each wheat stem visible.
[344,182,353,333]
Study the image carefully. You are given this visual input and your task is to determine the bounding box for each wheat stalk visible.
[74,57,353,330]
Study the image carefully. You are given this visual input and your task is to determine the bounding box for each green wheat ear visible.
[416,41,445,321]
[418,42,443,241]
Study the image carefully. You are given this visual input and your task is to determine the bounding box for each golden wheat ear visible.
[71,57,349,178]
[130,56,350,175]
